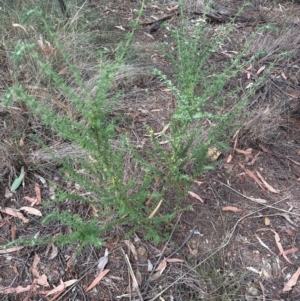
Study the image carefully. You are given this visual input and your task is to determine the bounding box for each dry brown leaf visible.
[281,72,287,80]
[46,279,65,296]
[84,269,110,292]
[257,65,266,75]
[256,171,279,193]
[97,249,109,272]
[149,270,163,281]
[32,253,40,278]
[0,284,34,294]
[188,191,204,203]
[10,222,16,240]
[45,279,77,298]
[284,247,298,255]
[155,258,167,273]
[283,267,300,292]
[0,246,24,254]
[34,183,42,205]
[222,206,243,213]
[20,206,42,217]
[58,67,68,75]
[166,258,185,263]
[257,228,293,264]
[226,154,233,163]
[148,199,163,218]
[124,240,138,262]
[49,244,58,260]
[66,252,76,271]
[0,207,29,223]
[235,148,253,161]
[23,196,37,205]
[34,274,50,287]
[232,129,240,148]
[194,180,203,186]
[239,164,265,190]
[247,151,261,166]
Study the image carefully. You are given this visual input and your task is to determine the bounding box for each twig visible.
[121,249,144,301]
[167,226,197,258]
[215,180,300,216]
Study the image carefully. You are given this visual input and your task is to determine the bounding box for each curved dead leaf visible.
[20,206,42,217]
[256,228,293,264]
[84,269,110,292]
[188,191,204,203]
[222,206,243,213]
[34,183,42,205]
[0,246,24,254]
[155,258,167,273]
[0,284,34,294]
[239,164,265,190]
[283,267,300,292]
[284,247,298,256]
[124,240,138,261]
[34,274,50,287]
[235,148,253,161]
[97,248,109,272]
[32,253,40,278]
[0,207,29,223]
[166,258,185,263]
[226,154,233,163]
[23,196,37,204]
[46,279,65,296]
[256,171,279,193]
[49,243,58,260]
[257,65,266,75]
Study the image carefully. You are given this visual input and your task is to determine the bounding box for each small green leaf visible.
[11,167,25,191]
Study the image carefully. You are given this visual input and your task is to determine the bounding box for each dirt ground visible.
[1,0,300,300]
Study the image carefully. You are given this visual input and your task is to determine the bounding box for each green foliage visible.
[3,0,258,251]
[147,20,247,198]
[10,167,25,191]
[44,212,102,251]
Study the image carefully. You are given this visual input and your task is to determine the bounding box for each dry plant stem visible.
[121,249,144,301]
[167,226,197,258]
[215,180,298,216]
[148,197,290,301]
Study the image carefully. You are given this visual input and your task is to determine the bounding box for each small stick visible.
[121,249,144,301]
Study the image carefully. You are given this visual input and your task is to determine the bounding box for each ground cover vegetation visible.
[1,0,300,300]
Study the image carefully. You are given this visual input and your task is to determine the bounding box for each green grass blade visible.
[10,167,25,191]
